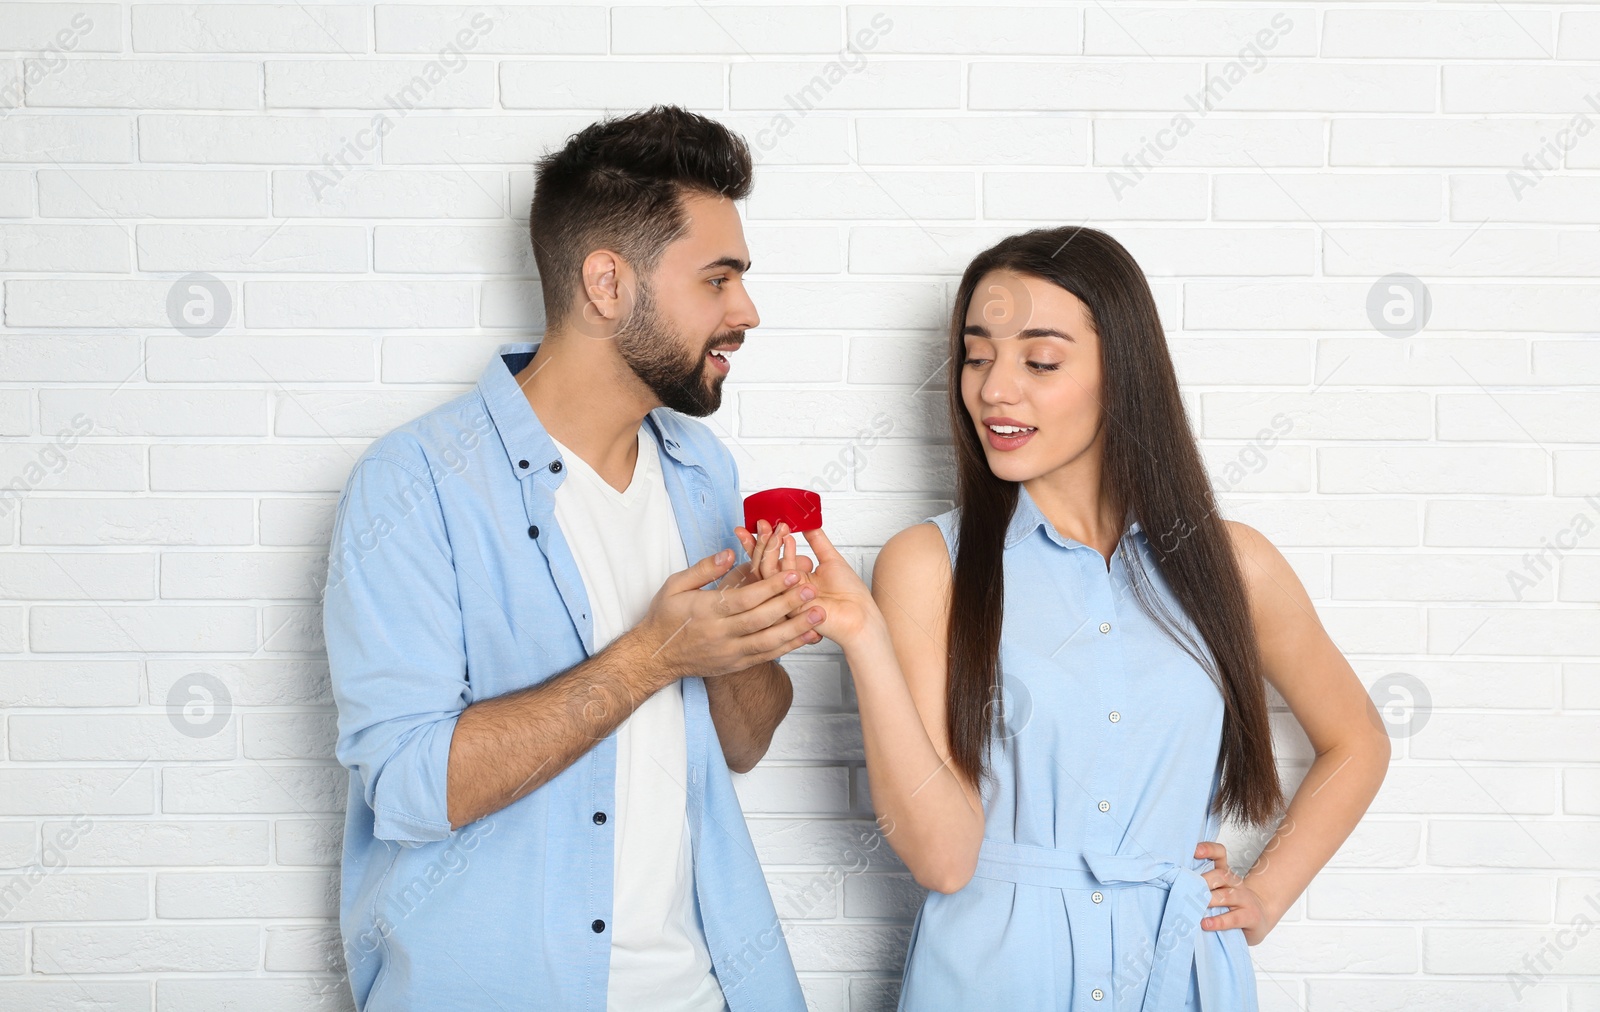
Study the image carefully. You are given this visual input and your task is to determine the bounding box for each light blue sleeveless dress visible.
[896,484,1259,1012]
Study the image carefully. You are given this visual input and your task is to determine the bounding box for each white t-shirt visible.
[547,426,727,1012]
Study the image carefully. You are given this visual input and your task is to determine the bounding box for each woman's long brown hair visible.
[944,226,1284,826]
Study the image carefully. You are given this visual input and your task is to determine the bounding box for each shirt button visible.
[518,459,529,469]
[551,460,563,472]
[591,919,605,933]
[1092,891,1103,904]
[1098,800,1110,813]
[1108,711,1120,723]
[527,525,539,539]
[1098,622,1111,634]
[592,811,606,825]
[1092,988,1104,1001]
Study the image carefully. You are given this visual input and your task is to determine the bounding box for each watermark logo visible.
[1368,672,1431,739]
[165,671,234,739]
[1365,273,1430,338]
[166,272,233,338]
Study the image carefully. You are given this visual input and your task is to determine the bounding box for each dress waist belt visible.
[973,838,1225,1012]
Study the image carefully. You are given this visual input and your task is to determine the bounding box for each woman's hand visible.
[1195,841,1277,946]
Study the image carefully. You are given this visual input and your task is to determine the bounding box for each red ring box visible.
[743,487,823,534]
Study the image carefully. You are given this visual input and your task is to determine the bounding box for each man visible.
[323,105,819,1011]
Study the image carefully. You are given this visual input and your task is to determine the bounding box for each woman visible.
[738,226,1389,1009]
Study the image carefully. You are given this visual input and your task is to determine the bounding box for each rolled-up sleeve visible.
[323,449,467,845]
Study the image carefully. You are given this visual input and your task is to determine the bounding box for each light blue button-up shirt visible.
[323,341,806,1011]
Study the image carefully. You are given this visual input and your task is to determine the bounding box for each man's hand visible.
[624,545,825,687]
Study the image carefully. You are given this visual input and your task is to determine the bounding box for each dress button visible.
[1092,988,1104,1001]
[1092,891,1103,904]
[527,525,539,539]
[591,919,605,933]
[518,459,529,469]
[551,460,563,472]
[592,811,606,825]
[1097,800,1110,813]
[1108,710,1120,723]
[1098,622,1111,634]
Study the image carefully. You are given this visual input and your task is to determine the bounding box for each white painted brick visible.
[133,4,369,54]
[375,224,530,273]
[1324,9,1551,59]
[501,60,723,110]
[156,977,345,1010]
[852,6,1078,55]
[33,925,259,973]
[0,335,142,382]
[1427,926,1600,975]
[1310,978,1564,1011]
[377,4,605,54]
[21,497,254,546]
[745,280,945,330]
[163,765,347,814]
[1323,228,1600,279]
[0,658,141,704]
[1319,447,1546,495]
[1333,553,1550,603]
[242,712,337,760]
[1308,873,1550,922]
[0,441,145,492]
[138,113,384,165]
[5,278,243,329]
[0,169,31,216]
[50,820,269,866]
[1368,764,1556,815]
[1454,175,1600,224]
[1560,10,1600,58]
[0,115,132,162]
[614,6,838,54]
[0,982,151,1010]
[380,335,506,384]
[136,224,367,274]
[273,389,456,437]
[0,4,121,52]
[1440,393,1600,442]
[40,388,267,437]
[29,604,257,653]
[260,497,336,547]
[1333,118,1570,168]
[1095,118,1324,167]
[27,59,258,108]
[0,224,130,272]
[244,280,475,329]
[748,171,973,220]
[38,169,267,217]
[159,550,324,599]
[986,171,1208,221]
[151,445,359,494]
[969,61,1198,111]
[856,116,1088,166]
[1564,769,1600,815]
[272,168,504,219]
[0,769,153,816]
[1214,172,1443,221]
[733,765,851,813]
[275,818,342,866]
[1444,64,1600,113]
[145,334,373,383]
[1252,925,1418,973]
[156,869,336,918]
[731,60,960,110]
[148,658,332,707]
[265,59,495,109]
[0,872,148,921]
[0,553,154,601]
[1086,7,1310,57]
[1428,607,1600,657]
[262,923,338,971]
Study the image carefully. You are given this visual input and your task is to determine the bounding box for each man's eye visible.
[709,277,726,288]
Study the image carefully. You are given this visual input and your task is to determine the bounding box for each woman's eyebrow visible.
[963,324,1075,342]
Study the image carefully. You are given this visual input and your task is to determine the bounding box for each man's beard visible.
[613,279,733,418]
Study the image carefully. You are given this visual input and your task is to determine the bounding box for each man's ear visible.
[578,249,634,331]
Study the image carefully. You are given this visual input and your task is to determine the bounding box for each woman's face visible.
[959,270,1104,484]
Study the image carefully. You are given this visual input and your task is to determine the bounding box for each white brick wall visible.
[0,3,1596,1010]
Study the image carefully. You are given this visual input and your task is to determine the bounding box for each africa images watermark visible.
[1507,882,1600,1001]
[1505,87,1600,201]
[749,12,893,158]
[1106,12,1294,201]
[306,11,494,200]
[1506,493,1600,602]
[0,12,94,119]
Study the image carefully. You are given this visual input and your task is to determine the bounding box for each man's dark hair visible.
[529,104,754,331]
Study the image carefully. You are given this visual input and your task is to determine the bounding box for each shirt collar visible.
[477,340,706,481]
[1004,481,1143,551]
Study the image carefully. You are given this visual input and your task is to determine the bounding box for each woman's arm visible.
[1200,520,1392,944]
[795,522,986,893]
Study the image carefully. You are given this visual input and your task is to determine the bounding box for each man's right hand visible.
[624,547,825,686]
